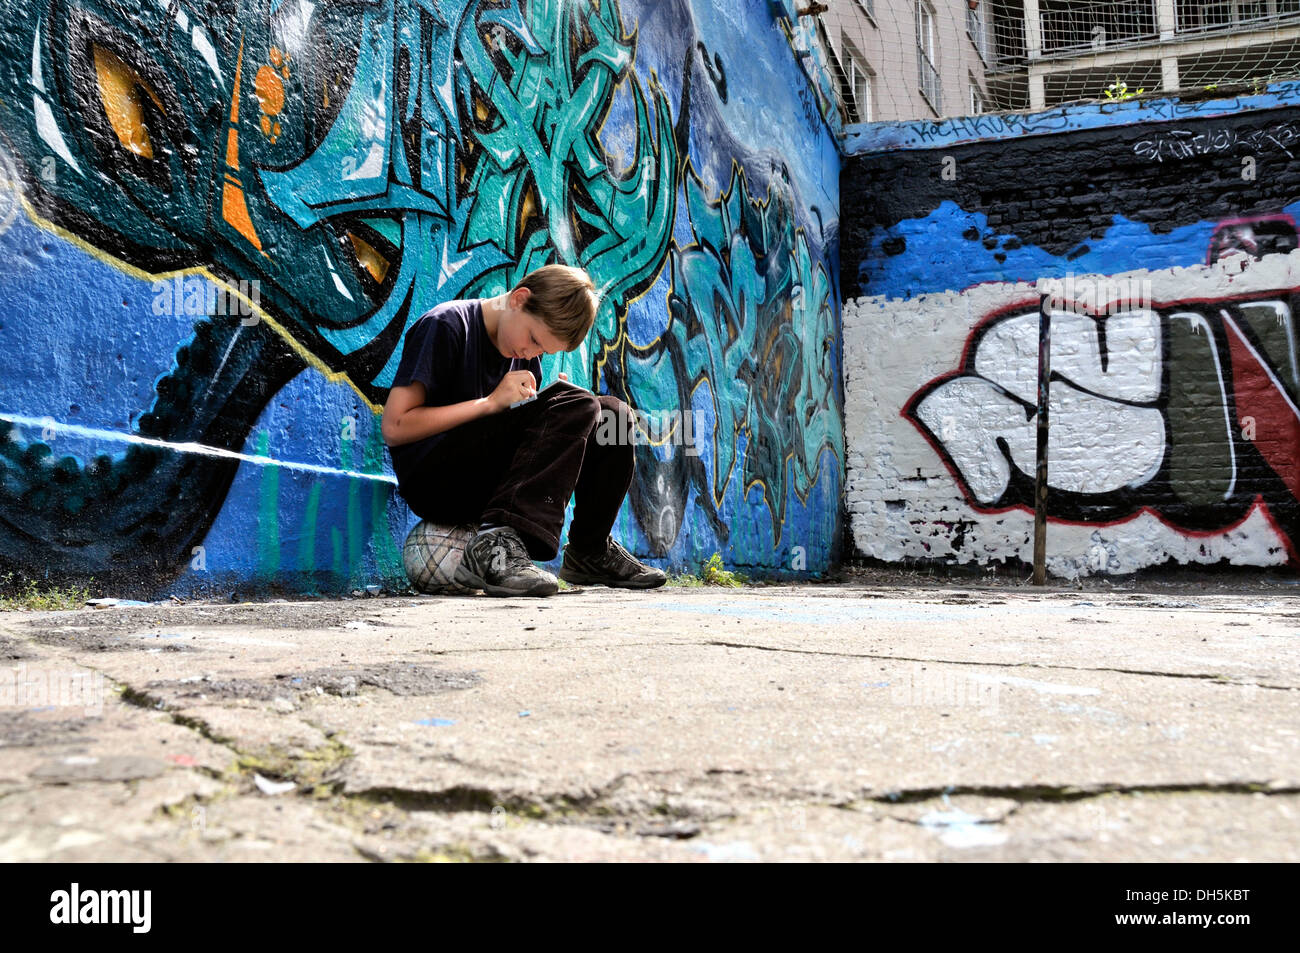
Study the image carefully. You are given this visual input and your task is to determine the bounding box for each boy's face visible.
[498,290,568,360]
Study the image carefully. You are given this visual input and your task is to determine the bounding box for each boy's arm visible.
[381,382,489,447]
[381,371,538,446]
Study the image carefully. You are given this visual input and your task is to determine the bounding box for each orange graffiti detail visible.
[346,231,390,284]
[92,44,164,159]
[254,65,284,115]
[222,181,263,253]
[255,49,289,144]
[220,36,265,254]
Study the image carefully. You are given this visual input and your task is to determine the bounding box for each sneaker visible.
[454,527,558,597]
[559,537,667,589]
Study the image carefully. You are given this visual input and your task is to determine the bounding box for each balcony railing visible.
[1039,0,1158,56]
[988,0,1300,71]
[1176,1,1300,34]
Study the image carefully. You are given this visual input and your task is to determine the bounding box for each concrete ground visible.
[1,575,1297,862]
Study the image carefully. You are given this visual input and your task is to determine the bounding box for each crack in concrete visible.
[108,677,570,856]
[340,768,716,822]
[409,637,1297,692]
[117,684,239,752]
[110,673,573,838]
[703,640,1298,691]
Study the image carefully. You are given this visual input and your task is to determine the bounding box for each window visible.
[849,55,874,123]
[854,0,876,21]
[967,0,990,63]
[916,1,942,112]
[839,33,875,123]
[970,78,986,115]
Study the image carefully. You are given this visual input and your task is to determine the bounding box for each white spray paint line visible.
[0,413,396,484]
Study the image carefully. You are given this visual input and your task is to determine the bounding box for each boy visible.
[381,264,666,597]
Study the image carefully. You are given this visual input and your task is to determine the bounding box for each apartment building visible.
[821,0,994,121]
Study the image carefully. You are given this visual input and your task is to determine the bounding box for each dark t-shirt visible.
[388,299,541,485]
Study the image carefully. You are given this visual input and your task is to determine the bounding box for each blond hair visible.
[512,265,598,350]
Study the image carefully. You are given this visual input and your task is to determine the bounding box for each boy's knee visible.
[548,390,602,433]
[579,393,603,428]
[594,396,630,431]
[590,397,636,455]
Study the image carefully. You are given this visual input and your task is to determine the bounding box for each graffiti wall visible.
[842,99,1300,577]
[0,0,843,594]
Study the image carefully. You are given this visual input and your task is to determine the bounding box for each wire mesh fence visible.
[818,0,1300,124]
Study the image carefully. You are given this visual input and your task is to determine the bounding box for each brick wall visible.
[842,100,1300,576]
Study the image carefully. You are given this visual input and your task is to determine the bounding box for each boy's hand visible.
[489,370,538,411]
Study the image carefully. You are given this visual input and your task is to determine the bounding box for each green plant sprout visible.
[665,553,747,587]
[701,553,745,587]
[1102,78,1144,101]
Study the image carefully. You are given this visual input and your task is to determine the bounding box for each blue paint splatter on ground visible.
[918,795,1008,848]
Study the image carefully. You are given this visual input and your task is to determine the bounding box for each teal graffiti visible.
[0,0,840,587]
[298,481,323,578]
[456,0,678,387]
[363,425,402,582]
[256,430,280,578]
[610,163,843,551]
[0,0,676,586]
